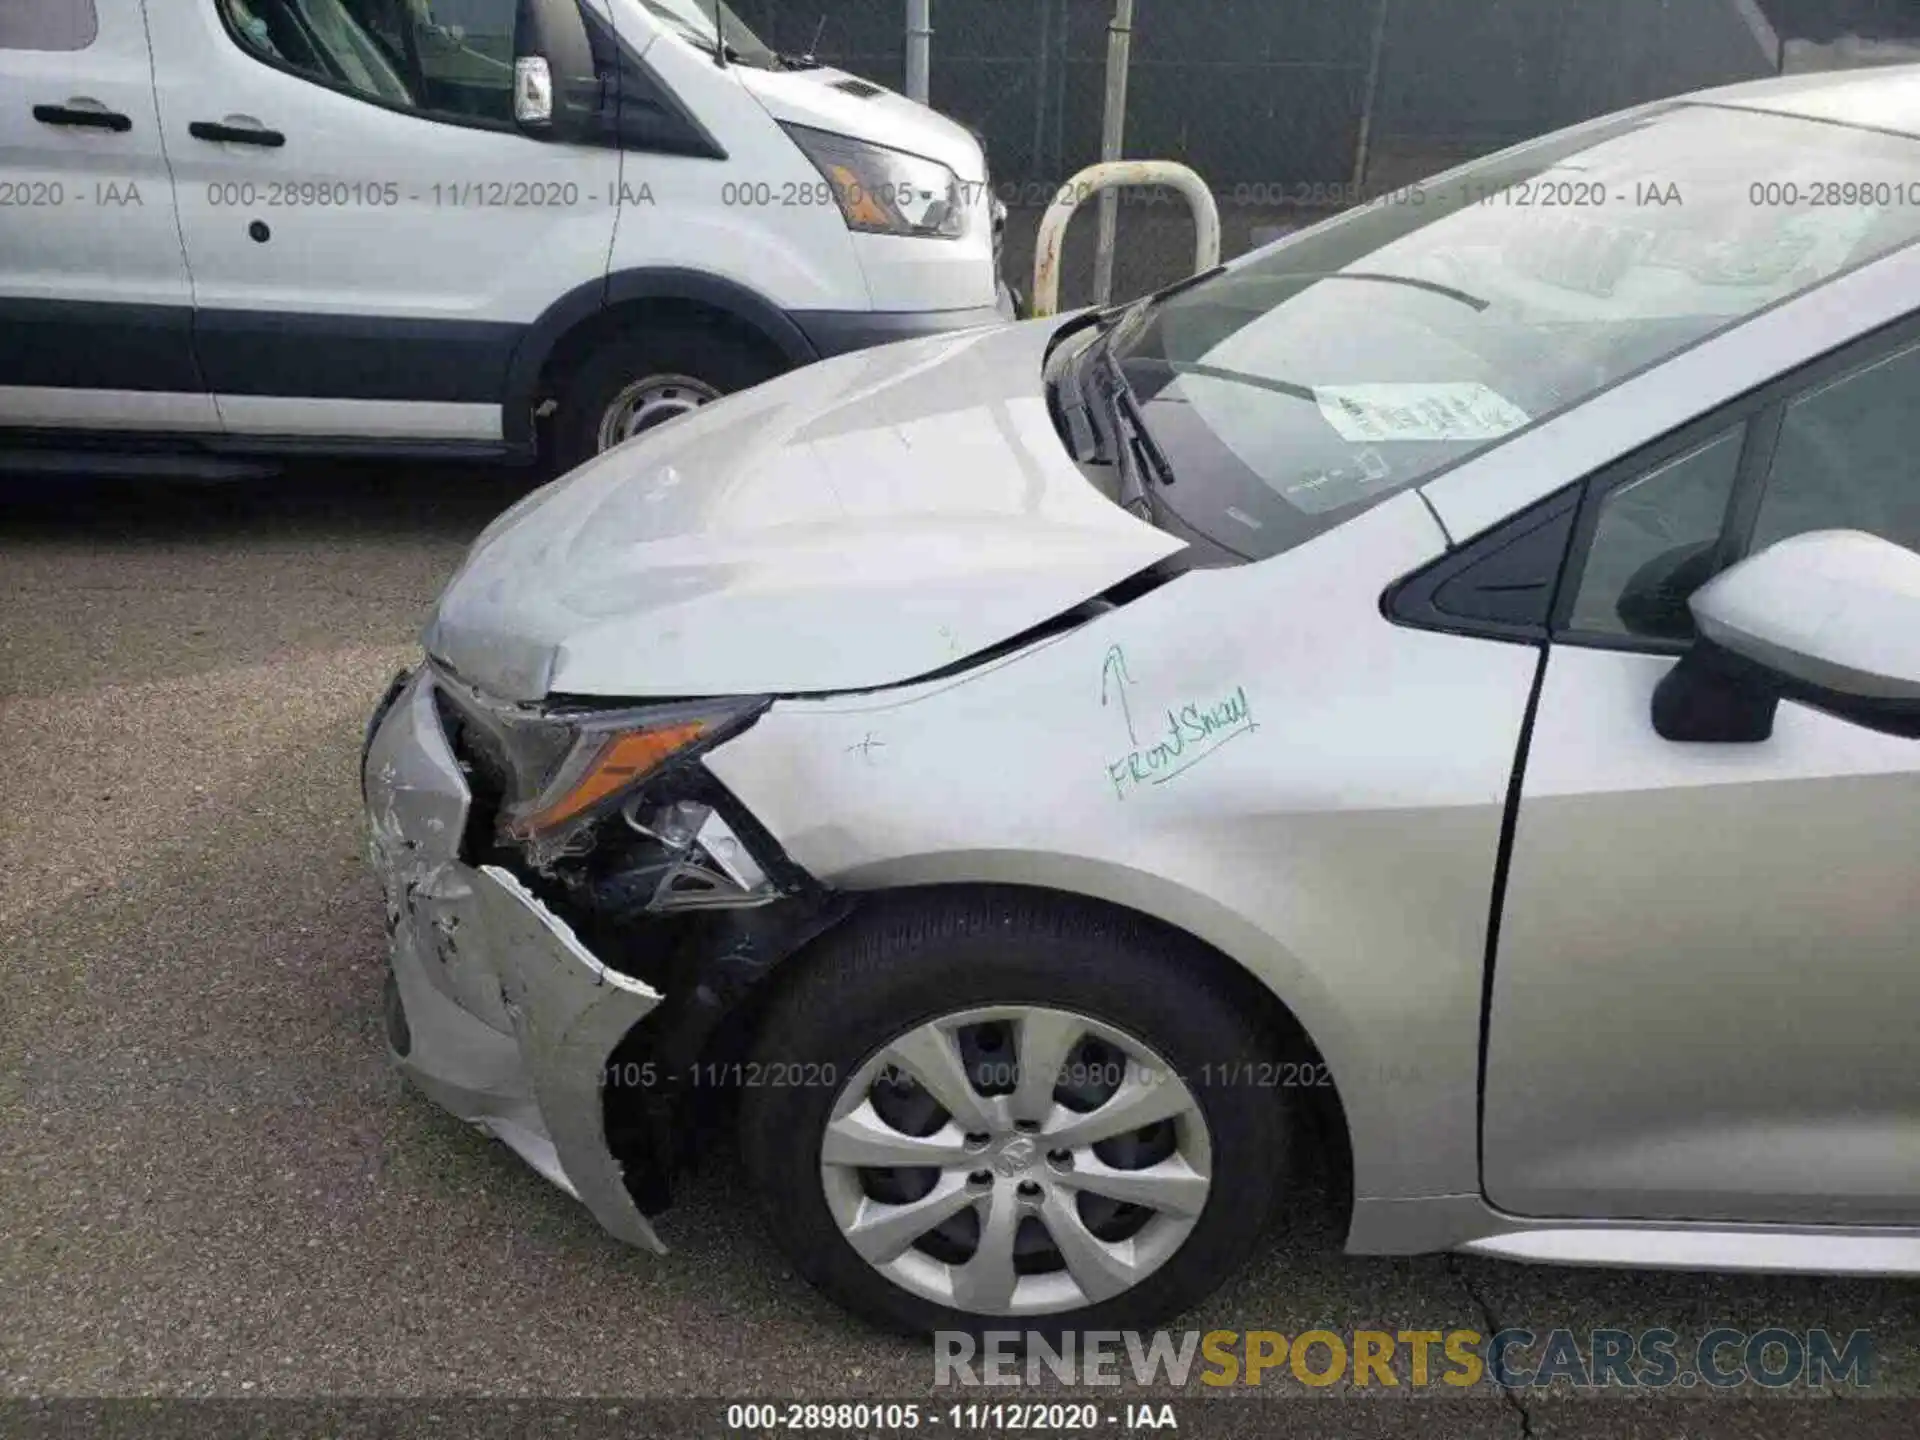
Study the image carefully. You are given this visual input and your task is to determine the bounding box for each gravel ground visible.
[0,464,1913,1437]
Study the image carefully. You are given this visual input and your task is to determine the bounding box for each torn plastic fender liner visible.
[472,864,667,1253]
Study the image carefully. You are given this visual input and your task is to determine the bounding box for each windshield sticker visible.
[1314,383,1531,444]
[1102,645,1257,799]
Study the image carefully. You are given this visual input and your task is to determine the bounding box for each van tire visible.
[550,324,783,472]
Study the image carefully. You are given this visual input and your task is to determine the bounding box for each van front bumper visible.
[362,666,667,1253]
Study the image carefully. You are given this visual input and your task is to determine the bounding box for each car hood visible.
[732,63,986,181]
[424,319,1183,702]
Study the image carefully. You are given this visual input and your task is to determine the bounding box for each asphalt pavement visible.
[1,463,1914,1436]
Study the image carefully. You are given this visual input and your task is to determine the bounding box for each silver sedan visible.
[365,63,1920,1332]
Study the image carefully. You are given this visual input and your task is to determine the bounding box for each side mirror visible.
[513,0,606,140]
[1614,539,1720,640]
[1652,530,1920,743]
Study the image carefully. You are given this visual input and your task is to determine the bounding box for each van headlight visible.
[784,124,967,239]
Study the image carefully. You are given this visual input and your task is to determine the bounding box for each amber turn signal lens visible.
[829,163,895,229]
[515,721,708,835]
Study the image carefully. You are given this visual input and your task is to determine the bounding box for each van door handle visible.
[32,103,132,132]
[188,120,285,147]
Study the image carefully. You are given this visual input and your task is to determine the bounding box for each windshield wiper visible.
[1045,331,1174,520]
[1093,339,1177,515]
[1048,338,1104,463]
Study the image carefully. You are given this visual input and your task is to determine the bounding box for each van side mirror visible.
[1652,530,1920,743]
[513,0,605,139]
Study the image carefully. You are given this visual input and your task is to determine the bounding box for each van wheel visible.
[737,890,1289,1336]
[550,325,783,472]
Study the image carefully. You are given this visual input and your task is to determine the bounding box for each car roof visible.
[1690,61,1920,137]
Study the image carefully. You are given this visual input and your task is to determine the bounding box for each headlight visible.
[507,709,719,838]
[433,674,765,846]
[784,124,967,239]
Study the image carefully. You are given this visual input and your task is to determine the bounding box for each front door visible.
[1484,322,1920,1224]
[143,0,621,442]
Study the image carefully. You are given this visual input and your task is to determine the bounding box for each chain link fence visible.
[734,0,1920,309]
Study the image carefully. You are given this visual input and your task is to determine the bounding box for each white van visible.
[0,0,1009,474]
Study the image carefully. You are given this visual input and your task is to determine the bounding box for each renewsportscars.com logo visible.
[934,1328,1875,1390]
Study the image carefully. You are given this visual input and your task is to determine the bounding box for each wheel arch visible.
[678,874,1362,1224]
[502,268,820,447]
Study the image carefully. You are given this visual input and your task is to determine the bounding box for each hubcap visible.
[819,1005,1211,1317]
[594,373,722,451]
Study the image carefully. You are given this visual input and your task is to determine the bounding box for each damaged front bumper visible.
[363,667,669,1252]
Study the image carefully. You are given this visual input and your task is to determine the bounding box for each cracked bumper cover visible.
[363,667,668,1254]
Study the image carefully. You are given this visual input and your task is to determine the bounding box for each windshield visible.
[1111,101,1920,560]
[638,0,778,67]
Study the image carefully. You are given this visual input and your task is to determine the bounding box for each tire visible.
[738,889,1290,1336]
[549,322,783,473]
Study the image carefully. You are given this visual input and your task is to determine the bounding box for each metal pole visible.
[1032,160,1219,318]
[1091,0,1135,306]
[1031,0,1052,179]
[1351,0,1391,196]
[905,0,932,103]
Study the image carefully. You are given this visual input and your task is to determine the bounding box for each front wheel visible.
[549,324,782,472]
[738,892,1290,1335]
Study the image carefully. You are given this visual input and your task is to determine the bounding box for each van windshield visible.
[1110,101,1920,560]
[639,0,778,68]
